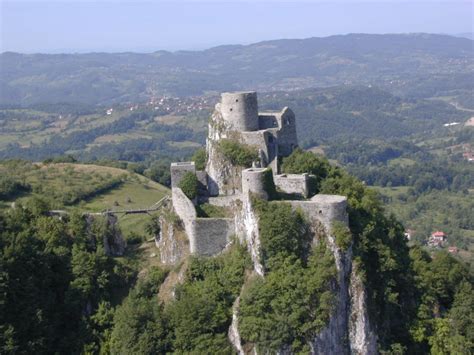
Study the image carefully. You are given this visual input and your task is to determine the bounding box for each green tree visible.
[110,293,171,354]
[254,199,311,270]
[281,148,331,194]
[239,243,336,353]
[178,171,198,200]
[191,147,207,170]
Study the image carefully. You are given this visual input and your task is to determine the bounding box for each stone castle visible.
[160,91,348,267]
[157,91,377,354]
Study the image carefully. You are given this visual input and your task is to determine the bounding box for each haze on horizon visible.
[1,0,472,53]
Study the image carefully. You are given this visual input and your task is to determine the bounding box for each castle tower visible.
[220,91,259,131]
[241,168,268,200]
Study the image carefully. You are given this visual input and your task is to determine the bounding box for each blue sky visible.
[1,1,472,53]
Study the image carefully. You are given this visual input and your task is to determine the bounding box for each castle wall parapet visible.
[288,194,348,236]
[274,173,311,198]
[171,162,196,188]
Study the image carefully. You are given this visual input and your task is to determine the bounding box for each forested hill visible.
[1,33,473,105]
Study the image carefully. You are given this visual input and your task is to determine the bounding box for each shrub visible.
[281,148,331,194]
[239,242,336,353]
[178,172,198,200]
[167,244,250,353]
[0,176,30,199]
[332,221,352,251]
[253,198,311,270]
[261,168,278,200]
[218,139,258,167]
[191,148,207,170]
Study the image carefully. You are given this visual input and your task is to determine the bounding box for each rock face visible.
[104,214,126,256]
[86,214,126,256]
[206,104,243,196]
[156,215,188,265]
[234,193,265,276]
[348,264,378,355]
[228,297,245,354]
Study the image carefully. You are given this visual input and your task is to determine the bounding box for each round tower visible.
[220,91,259,131]
[242,168,268,200]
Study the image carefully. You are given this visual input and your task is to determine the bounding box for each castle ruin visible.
[159,91,348,266]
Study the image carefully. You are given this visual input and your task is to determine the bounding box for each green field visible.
[81,177,169,236]
[0,162,170,237]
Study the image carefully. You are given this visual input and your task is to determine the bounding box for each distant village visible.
[106,95,215,117]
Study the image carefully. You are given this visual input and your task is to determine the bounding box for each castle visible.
[159,91,348,270]
[158,91,378,354]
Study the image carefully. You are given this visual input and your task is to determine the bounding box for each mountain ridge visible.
[1,33,472,105]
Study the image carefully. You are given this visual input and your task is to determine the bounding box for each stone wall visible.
[240,130,272,167]
[206,107,242,196]
[288,194,348,235]
[208,195,242,207]
[275,107,298,157]
[274,173,310,198]
[171,162,196,188]
[258,114,278,129]
[172,187,197,251]
[157,215,189,265]
[172,187,234,257]
[193,218,234,256]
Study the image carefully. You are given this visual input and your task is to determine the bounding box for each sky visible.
[1,0,473,53]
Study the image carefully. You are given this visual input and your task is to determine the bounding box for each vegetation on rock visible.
[191,148,207,170]
[218,139,258,167]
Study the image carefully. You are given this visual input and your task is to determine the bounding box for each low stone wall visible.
[274,173,310,198]
[172,187,235,256]
[208,195,242,207]
[194,218,234,256]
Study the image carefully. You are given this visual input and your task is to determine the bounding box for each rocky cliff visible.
[228,196,377,354]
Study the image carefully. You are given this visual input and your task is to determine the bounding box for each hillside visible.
[1,85,472,162]
[0,161,170,236]
[1,33,472,105]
